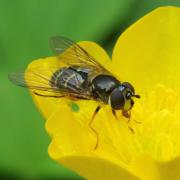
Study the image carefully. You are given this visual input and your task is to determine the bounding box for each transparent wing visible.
[8,68,92,99]
[50,36,110,74]
[8,69,60,93]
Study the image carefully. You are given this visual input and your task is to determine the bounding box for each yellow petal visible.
[57,155,139,180]
[27,57,63,119]
[112,6,180,93]
[131,155,180,180]
[45,103,95,153]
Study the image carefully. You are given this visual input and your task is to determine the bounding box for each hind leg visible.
[88,105,101,150]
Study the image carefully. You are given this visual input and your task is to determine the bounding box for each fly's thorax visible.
[91,74,120,103]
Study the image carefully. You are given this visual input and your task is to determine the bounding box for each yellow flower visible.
[28,6,180,180]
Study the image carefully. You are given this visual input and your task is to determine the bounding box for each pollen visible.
[91,84,180,167]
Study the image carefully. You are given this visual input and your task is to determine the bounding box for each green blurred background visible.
[1,0,180,179]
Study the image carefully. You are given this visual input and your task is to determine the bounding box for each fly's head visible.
[109,82,140,111]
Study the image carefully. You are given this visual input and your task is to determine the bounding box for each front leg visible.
[122,110,141,124]
[122,110,135,133]
[112,109,118,120]
[122,110,131,120]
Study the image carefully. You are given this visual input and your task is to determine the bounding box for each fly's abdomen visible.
[50,67,88,92]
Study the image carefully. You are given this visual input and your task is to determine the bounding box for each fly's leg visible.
[89,105,101,150]
[122,110,142,124]
[134,120,142,124]
[33,91,64,98]
[128,126,135,133]
[122,110,131,121]
[122,110,135,133]
[112,109,118,120]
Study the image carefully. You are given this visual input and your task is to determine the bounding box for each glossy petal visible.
[59,156,139,180]
[131,155,180,180]
[47,106,139,179]
[27,57,62,119]
[112,6,180,93]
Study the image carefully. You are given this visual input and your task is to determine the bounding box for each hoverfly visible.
[9,36,140,149]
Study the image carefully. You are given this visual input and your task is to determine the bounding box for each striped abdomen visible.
[50,66,89,92]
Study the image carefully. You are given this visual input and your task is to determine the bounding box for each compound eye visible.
[110,88,125,110]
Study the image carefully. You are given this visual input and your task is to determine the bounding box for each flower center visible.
[133,84,180,161]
